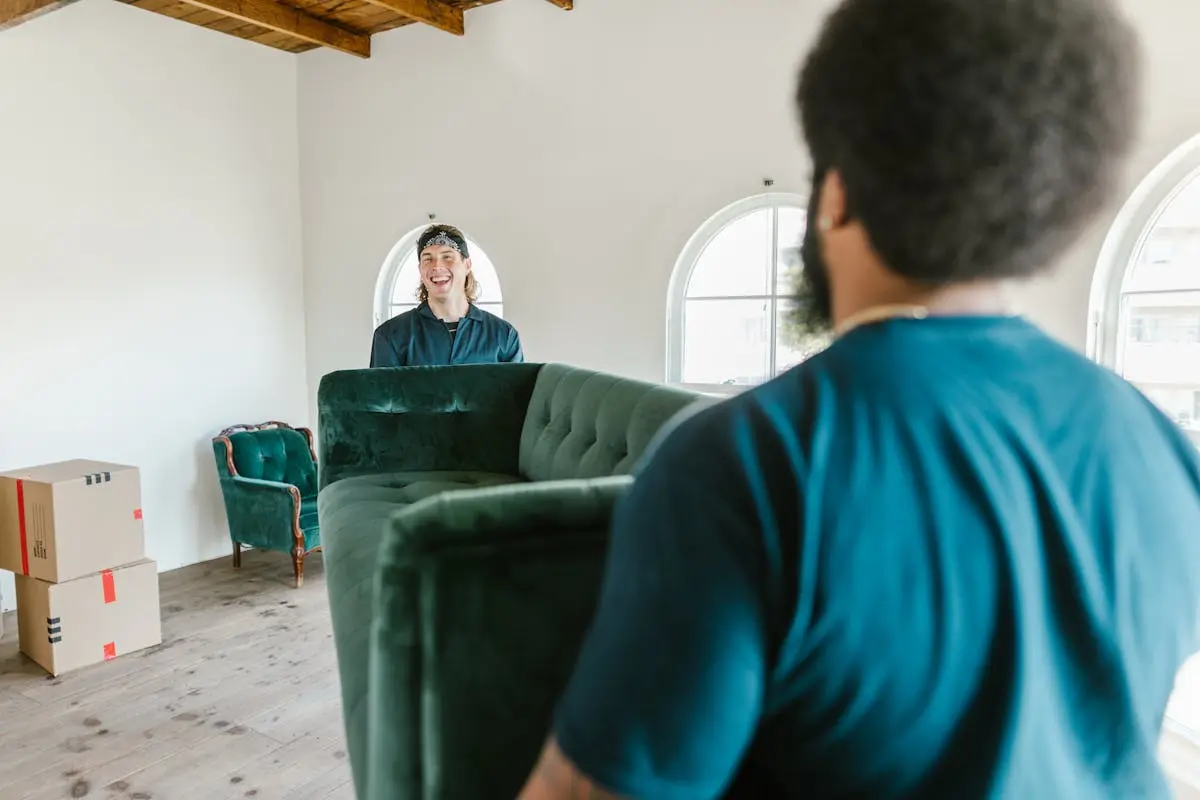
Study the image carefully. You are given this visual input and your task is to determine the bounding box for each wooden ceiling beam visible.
[359,0,464,36]
[544,0,572,8]
[175,0,371,57]
[0,0,79,31]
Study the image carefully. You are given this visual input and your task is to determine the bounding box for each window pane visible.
[685,209,772,298]
[1126,173,1200,294]
[1166,655,1200,734]
[392,256,422,304]
[468,249,503,303]
[391,239,504,306]
[775,206,807,295]
[1120,291,1200,445]
[682,298,771,385]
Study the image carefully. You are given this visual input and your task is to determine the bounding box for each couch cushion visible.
[318,469,524,795]
[519,364,708,482]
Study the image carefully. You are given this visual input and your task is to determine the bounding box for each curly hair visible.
[795,0,1141,283]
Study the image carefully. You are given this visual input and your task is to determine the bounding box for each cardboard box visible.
[15,558,162,676]
[0,460,145,583]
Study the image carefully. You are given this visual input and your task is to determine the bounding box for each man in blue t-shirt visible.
[369,224,523,367]
[519,1,1200,798]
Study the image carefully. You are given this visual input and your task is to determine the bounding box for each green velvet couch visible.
[317,363,709,800]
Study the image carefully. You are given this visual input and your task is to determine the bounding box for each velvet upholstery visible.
[230,428,319,494]
[368,476,632,800]
[519,364,711,481]
[317,363,710,799]
[213,423,321,587]
[318,364,542,488]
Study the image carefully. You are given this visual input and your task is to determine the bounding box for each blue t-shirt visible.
[553,316,1200,798]
[369,302,523,367]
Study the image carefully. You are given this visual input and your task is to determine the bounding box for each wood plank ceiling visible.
[1,0,572,57]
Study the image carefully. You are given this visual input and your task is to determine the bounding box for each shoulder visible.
[470,305,520,334]
[633,384,809,501]
[374,308,420,338]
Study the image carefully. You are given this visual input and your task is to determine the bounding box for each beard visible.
[782,172,835,338]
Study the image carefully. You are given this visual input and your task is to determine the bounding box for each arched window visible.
[666,193,830,390]
[1090,135,1200,450]
[374,225,504,327]
[1090,135,1200,746]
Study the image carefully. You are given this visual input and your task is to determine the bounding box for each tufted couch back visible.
[518,364,707,482]
[229,427,318,498]
[316,363,710,492]
[317,364,543,488]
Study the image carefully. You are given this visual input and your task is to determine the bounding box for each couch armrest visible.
[365,475,632,800]
[219,476,301,552]
[317,364,544,489]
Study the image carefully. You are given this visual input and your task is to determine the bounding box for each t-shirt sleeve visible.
[552,406,771,800]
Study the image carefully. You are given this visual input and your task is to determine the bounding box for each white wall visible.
[298,0,1200,400]
[298,0,819,398]
[0,0,308,611]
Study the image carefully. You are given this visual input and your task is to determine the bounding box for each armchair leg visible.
[233,542,242,569]
[292,545,305,589]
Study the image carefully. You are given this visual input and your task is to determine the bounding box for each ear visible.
[463,256,473,273]
[817,169,849,232]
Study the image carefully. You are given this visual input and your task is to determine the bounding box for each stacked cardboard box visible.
[0,460,162,676]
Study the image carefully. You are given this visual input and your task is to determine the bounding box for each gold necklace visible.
[833,304,930,338]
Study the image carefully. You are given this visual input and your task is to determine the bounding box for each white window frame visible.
[1089,133,1200,371]
[665,192,808,394]
[373,225,504,328]
[1090,134,1200,752]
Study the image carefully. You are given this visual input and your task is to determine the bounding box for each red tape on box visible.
[102,570,116,604]
[103,642,116,660]
[133,508,142,521]
[15,479,28,575]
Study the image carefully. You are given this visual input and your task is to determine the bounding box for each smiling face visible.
[419,244,472,301]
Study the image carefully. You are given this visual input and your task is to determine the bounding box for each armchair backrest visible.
[213,421,318,498]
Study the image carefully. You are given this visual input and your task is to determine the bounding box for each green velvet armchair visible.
[212,421,321,587]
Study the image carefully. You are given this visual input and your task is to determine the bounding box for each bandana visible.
[418,226,470,258]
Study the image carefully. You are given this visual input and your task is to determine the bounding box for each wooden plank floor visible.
[0,549,353,800]
[5,547,1197,798]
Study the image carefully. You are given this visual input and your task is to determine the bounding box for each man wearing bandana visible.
[369,224,524,367]
[519,0,1200,798]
